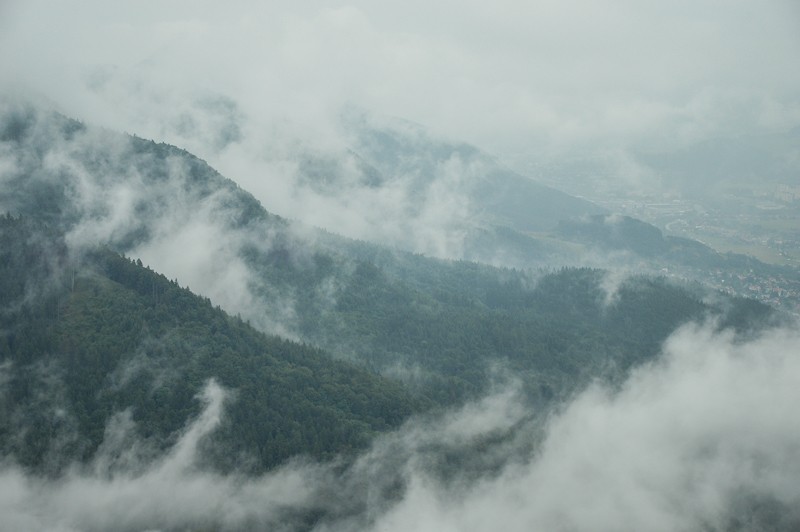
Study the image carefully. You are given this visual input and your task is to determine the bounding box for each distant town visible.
[593,189,800,317]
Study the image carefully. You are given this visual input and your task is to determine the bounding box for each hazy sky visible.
[2,0,798,166]
[2,0,799,261]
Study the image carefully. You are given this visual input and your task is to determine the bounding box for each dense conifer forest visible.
[0,214,774,474]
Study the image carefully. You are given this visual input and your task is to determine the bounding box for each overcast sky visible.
[2,0,798,168]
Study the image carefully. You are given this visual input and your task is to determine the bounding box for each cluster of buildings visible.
[704,268,800,317]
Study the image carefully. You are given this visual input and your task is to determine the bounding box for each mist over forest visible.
[1,1,799,531]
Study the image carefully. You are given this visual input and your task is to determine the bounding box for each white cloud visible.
[362,322,800,531]
[0,380,326,532]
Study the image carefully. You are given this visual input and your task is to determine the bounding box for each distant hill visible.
[342,114,608,233]
[279,111,607,261]
[635,128,800,201]
[555,214,800,283]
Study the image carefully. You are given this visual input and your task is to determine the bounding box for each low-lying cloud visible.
[2,321,799,531]
[0,381,326,532]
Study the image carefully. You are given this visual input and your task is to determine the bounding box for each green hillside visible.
[0,216,417,473]
[291,238,774,404]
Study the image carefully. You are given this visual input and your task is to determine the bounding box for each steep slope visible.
[0,216,417,473]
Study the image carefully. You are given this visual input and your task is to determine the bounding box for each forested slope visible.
[281,238,774,404]
[0,216,418,473]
